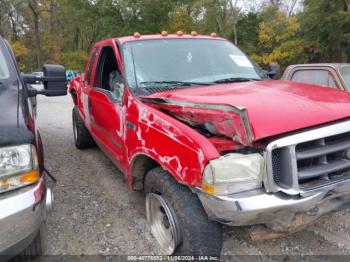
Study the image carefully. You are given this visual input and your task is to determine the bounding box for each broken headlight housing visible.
[202,153,264,196]
[0,144,39,193]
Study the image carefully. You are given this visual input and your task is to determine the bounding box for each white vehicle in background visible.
[32,71,44,77]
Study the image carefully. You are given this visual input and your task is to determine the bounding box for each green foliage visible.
[236,13,260,54]
[169,6,194,33]
[135,0,175,33]
[251,6,305,70]
[8,40,29,71]
[192,0,240,40]
[60,51,88,71]
[1,0,350,72]
[300,0,350,62]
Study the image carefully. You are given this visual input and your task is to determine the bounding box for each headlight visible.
[0,144,39,193]
[202,153,264,196]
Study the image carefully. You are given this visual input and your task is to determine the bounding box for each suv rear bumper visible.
[0,176,53,255]
[197,180,350,231]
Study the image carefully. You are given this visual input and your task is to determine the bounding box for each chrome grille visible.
[296,134,350,189]
[266,120,350,195]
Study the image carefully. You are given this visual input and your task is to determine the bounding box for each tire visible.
[72,106,95,149]
[144,167,223,256]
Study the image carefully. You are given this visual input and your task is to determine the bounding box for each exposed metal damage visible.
[140,97,254,146]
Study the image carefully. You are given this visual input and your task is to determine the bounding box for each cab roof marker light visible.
[191,31,198,36]
[211,32,218,37]
[161,31,168,37]
[133,32,141,38]
[176,31,184,36]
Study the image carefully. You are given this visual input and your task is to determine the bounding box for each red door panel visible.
[89,88,124,167]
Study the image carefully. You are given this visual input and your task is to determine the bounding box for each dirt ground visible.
[36,94,350,258]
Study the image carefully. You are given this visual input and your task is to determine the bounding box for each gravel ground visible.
[36,94,350,258]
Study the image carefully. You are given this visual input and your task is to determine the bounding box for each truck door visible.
[81,47,99,126]
[88,44,125,166]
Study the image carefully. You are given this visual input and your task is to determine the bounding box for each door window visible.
[86,48,98,85]
[94,46,123,100]
[291,69,338,88]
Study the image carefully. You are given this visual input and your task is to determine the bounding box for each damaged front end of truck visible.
[141,97,255,146]
[141,95,350,239]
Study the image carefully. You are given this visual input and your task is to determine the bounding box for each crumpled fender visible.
[140,97,254,146]
[125,95,221,188]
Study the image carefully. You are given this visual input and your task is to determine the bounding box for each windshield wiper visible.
[213,77,261,84]
[140,81,213,87]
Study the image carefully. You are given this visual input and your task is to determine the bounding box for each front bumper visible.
[0,176,53,255]
[197,179,350,231]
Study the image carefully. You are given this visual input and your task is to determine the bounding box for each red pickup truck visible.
[69,33,350,256]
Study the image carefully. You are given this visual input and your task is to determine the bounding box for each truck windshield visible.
[122,38,267,93]
[340,66,350,90]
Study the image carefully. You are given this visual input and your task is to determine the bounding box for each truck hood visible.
[143,80,350,142]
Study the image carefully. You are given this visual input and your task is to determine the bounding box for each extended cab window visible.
[93,46,123,99]
[291,69,337,88]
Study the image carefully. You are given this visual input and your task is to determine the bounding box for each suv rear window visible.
[291,69,337,88]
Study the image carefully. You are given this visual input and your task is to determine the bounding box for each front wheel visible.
[144,167,223,256]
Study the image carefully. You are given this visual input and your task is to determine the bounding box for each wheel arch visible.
[130,154,161,191]
[70,89,78,105]
[69,77,80,106]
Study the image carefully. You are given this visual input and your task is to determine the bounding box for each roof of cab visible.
[115,34,226,44]
[92,33,226,47]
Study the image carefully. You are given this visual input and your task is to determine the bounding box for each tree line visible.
[0,0,349,72]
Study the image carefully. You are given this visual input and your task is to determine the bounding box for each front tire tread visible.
[144,167,222,256]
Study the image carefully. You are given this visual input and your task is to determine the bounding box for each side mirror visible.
[42,64,67,96]
[23,64,67,97]
[267,63,281,80]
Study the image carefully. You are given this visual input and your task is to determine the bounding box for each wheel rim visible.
[146,193,182,255]
[73,115,78,142]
